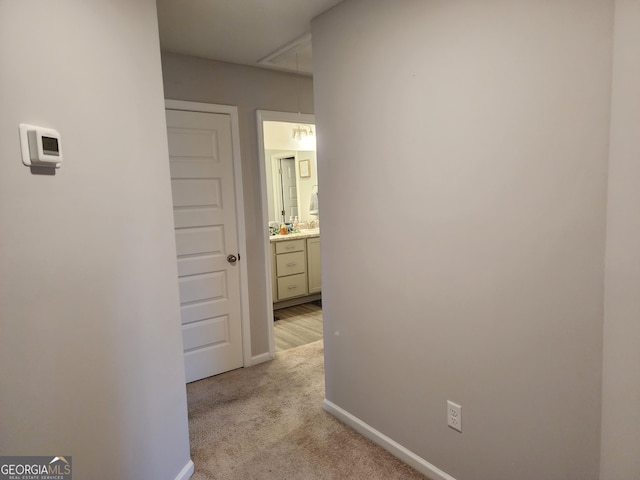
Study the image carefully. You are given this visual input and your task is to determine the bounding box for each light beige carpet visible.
[187,340,429,480]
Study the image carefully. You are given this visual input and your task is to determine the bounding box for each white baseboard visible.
[249,351,273,366]
[322,399,457,480]
[174,459,194,480]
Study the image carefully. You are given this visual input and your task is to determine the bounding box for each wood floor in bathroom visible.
[274,302,323,352]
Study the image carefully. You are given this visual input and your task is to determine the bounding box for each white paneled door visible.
[166,109,243,383]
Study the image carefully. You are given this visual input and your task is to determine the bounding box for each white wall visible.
[313,1,612,479]
[0,2,191,479]
[601,1,640,478]
[161,53,314,356]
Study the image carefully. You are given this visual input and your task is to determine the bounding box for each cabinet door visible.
[307,237,322,294]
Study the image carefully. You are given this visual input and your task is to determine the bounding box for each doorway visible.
[256,110,321,356]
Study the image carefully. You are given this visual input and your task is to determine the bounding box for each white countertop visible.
[270,228,320,242]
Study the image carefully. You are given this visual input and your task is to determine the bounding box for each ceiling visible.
[156,0,344,75]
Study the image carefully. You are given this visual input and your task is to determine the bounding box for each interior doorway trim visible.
[166,99,252,368]
[256,110,315,357]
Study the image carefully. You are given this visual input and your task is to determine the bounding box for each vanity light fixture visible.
[292,124,314,141]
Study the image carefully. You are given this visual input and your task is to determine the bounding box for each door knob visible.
[227,254,238,264]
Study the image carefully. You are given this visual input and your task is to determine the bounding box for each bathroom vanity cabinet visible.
[307,237,321,294]
[271,233,321,307]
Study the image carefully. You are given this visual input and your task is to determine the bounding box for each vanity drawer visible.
[277,273,307,300]
[276,251,306,276]
[275,239,305,254]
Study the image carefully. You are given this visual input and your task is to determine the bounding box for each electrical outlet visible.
[447,400,462,432]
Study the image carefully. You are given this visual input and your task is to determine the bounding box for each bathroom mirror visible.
[261,119,318,225]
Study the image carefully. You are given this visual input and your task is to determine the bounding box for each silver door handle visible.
[227,254,237,264]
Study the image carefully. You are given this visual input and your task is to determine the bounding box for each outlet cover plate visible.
[447,400,462,432]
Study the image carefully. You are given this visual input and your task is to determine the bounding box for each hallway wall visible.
[0,2,191,478]
[312,1,612,478]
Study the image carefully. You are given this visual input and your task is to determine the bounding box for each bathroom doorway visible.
[256,110,321,356]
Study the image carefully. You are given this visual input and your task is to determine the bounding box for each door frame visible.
[166,99,252,368]
[256,110,315,357]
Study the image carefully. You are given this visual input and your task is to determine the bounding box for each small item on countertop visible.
[280,223,288,235]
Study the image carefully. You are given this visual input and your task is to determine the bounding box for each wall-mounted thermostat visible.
[19,124,63,168]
